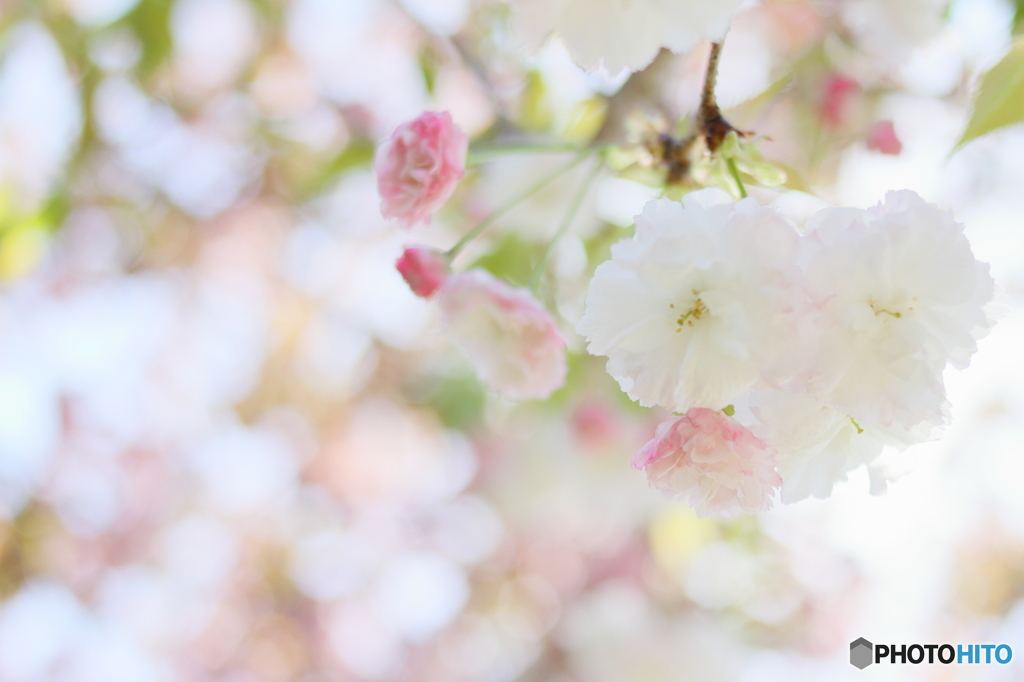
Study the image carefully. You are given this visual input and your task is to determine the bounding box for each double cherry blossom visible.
[375,111,467,228]
[634,408,781,518]
[579,189,996,514]
[439,270,567,402]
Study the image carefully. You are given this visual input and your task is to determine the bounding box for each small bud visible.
[866,120,902,155]
[396,246,449,298]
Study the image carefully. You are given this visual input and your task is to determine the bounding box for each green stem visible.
[528,157,604,291]
[447,153,588,261]
[468,144,599,166]
[726,157,748,198]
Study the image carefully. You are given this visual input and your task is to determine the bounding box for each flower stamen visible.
[673,293,709,332]
[869,300,903,318]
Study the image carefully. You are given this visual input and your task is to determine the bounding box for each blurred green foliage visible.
[123,0,173,80]
[470,233,542,287]
[957,37,1024,149]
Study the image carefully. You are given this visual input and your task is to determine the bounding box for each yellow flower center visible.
[670,290,709,333]
[869,295,917,319]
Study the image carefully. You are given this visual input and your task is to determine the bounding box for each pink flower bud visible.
[439,269,567,401]
[396,247,449,298]
[819,74,860,128]
[633,408,781,517]
[375,111,468,228]
[865,120,902,155]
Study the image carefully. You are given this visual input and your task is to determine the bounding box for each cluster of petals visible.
[439,269,567,401]
[800,191,996,431]
[509,0,744,73]
[576,189,808,413]
[633,408,781,517]
[375,111,467,228]
[579,189,996,513]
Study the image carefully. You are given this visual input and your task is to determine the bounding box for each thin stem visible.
[468,144,594,166]
[528,157,604,291]
[700,42,722,116]
[725,157,747,198]
[698,40,739,153]
[446,154,588,261]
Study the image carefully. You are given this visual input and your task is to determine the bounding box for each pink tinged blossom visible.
[439,269,567,401]
[375,111,468,228]
[866,120,902,155]
[396,246,449,298]
[632,408,781,517]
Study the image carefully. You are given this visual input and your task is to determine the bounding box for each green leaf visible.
[418,47,439,95]
[957,39,1024,149]
[1013,0,1024,35]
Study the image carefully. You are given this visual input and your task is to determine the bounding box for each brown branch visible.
[699,41,743,153]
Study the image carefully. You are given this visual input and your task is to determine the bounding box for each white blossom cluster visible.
[578,189,997,505]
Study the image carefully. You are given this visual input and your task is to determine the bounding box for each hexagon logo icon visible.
[850,638,873,669]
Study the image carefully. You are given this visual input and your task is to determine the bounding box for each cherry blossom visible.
[439,269,567,401]
[801,191,996,429]
[576,190,808,413]
[633,408,781,517]
[375,111,467,228]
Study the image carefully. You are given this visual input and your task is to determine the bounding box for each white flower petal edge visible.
[509,0,745,73]
[747,390,940,504]
[576,190,808,413]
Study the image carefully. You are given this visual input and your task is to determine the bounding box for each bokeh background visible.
[1,0,1024,680]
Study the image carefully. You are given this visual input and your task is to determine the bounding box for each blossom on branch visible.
[801,191,996,429]
[633,408,781,517]
[375,111,468,228]
[439,269,567,401]
[576,190,808,413]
